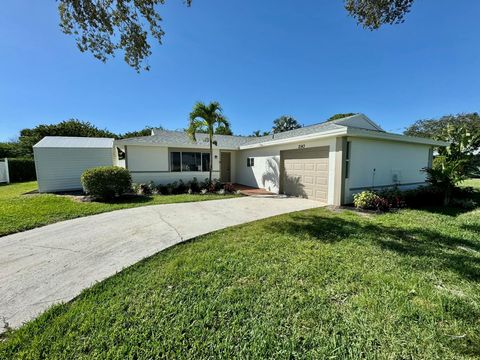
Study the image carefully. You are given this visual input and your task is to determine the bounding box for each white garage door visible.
[280,146,329,203]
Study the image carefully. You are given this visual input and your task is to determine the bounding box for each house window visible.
[345,141,351,179]
[182,152,201,171]
[170,151,210,172]
[171,152,181,172]
[202,153,210,172]
[247,157,254,167]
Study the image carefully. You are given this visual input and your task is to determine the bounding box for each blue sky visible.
[0,1,479,141]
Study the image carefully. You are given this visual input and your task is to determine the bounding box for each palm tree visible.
[187,101,229,183]
[273,115,301,133]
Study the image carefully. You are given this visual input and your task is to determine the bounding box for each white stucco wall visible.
[34,147,114,192]
[235,137,338,204]
[345,137,431,202]
[126,145,222,185]
[112,147,125,168]
[126,145,169,172]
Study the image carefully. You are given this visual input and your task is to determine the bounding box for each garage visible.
[280,146,329,203]
[33,137,115,193]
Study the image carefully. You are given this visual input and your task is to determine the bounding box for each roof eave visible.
[238,128,348,150]
[114,139,239,151]
[346,128,449,146]
[33,136,115,148]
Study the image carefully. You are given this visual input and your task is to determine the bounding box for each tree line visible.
[0,111,358,158]
[3,111,478,159]
[0,120,156,158]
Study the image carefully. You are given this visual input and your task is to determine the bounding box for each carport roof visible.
[34,136,114,148]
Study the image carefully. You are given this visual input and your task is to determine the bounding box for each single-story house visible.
[34,114,448,205]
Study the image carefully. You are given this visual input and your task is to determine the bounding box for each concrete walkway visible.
[0,196,321,331]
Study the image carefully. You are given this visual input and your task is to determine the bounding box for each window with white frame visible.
[170,152,210,172]
[247,157,254,167]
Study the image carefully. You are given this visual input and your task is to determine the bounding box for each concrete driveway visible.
[0,196,321,331]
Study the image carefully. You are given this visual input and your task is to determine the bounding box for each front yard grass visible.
[0,181,239,236]
[1,183,479,358]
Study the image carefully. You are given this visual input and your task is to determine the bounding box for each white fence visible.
[0,158,10,183]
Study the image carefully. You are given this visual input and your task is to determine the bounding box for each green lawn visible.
[0,182,239,237]
[1,184,479,358]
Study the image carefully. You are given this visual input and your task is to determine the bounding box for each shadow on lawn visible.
[265,210,480,357]
[266,211,480,282]
[403,187,480,217]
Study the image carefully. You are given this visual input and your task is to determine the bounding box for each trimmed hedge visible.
[353,185,476,212]
[8,158,36,182]
[81,166,132,199]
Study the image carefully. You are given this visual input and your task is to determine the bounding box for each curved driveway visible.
[0,196,322,331]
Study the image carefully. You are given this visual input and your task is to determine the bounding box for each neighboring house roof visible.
[34,136,114,148]
[114,114,448,149]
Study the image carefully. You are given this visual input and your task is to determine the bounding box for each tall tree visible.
[273,116,301,133]
[404,113,480,149]
[194,124,233,136]
[250,130,270,137]
[18,119,116,157]
[58,0,192,72]
[214,125,233,136]
[6,120,163,158]
[120,126,160,139]
[0,142,23,158]
[424,125,480,205]
[327,113,356,121]
[187,101,229,183]
[56,1,415,71]
[345,0,415,30]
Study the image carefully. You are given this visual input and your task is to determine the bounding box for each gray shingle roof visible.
[242,122,346,145]
[115,114,384,149]
[117,130,252,149]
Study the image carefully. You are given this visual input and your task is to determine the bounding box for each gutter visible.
[238,128,348,150]
[114,128,448,151]
[345,128,450,147]
[113,140,239,151]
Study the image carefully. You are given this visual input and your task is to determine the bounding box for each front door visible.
[220,152,231,183]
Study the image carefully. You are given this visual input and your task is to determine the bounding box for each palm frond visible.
[216,114,229,128]
[186,119,206,142]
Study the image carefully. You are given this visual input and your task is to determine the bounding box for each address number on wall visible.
[298,144,306,149]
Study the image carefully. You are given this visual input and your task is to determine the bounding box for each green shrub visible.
[403,186,444,208]
[8,158,36,182]
[355,184,476,211]
[377,187,406,209]
[451,198,477,209]
[353,191,383,210]
[81,166,132,199]
[223,183,236,193]
[132,182,156,196]
[133,178,236,196]
[189,177,200,193]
